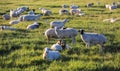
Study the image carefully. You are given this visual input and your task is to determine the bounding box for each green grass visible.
[0,0,120,71]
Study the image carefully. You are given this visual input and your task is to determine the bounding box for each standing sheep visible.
[44,28,58,43]
[55,27,78,44]
[43,47,61,61]
[79,29,107,53]
[50,19,69,29]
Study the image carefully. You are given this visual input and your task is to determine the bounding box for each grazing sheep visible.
[2,14,10,20]
[44,28,58,43]
[87,3,94,7]
[19,14,42,21]
[59,9,69,15]
[43,47,61,61]
[27,22,40,29]
[9,20,20,25]
[55,27,78,44]
[39,8,52,16]
[50,19,69,29]
[79,29,107,52]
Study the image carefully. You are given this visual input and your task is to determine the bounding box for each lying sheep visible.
[2,14,10,20]
[79,29,107,52]
[59,9,69,15]
[70,5,79,9]
[105,4,117,10]
[28,9,35,15]
[19,14,42,21]
[0,26,16,31]
[55,27,78,44]
[39,8,52,16]
[50,19,69,29]
[70,9,85,16]
[27,22,40,29]
[9,20,20,25]
[43,47,61,61]
[51,39,72,51]
[44,28,58,43]
[87,3,94,7]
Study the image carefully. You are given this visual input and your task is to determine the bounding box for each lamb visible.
[50,19,69,29]
[55,27,78,44]
[59,9,69,15]
[2,14,10,20]
[19,14,42,21]
[51,39,72,51]
[44,28,58,43]
[27,22,40,29]
[43,47,61,61]
[79,29,107,53]
[9,20,20,25]
[39,8,52,16]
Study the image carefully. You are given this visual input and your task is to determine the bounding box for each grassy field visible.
[0,0,120,71]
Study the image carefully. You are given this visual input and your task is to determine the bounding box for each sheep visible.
[62,4,68,8]
[43,47,61,61]
[70,5,79,9]
[39,8,52,16]
[27,22,40,29]
[103,17,120,23]
[50,19,69,29]
[44,28,58,43]
[19,14,42,21]
[70,9,85,16]
[51,39,72,51]
[0,26,16,31]
[9,20,20,25]
[59,9,69,15]
[87,3,94,7]
[2,14,10,20]
[105,4,117,10]
[28,9,35,15]
[55,27,78,44]
[79,29,107,53]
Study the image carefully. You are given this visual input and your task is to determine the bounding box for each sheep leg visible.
[72,37,76,44]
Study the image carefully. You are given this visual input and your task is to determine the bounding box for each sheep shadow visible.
[103,33,120,53]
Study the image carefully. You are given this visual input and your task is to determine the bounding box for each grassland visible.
[0,0,120,71]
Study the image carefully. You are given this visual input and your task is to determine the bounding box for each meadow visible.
[0,0,120,71]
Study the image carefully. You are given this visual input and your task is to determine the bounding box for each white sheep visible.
[70,5,79,9]
[79,29,107,52]
[55,27,78,44]
[19,14,42,21]
[51,39,72,51]
[0,26,16,31]
[28,9,35,15]
[44,28,58,43]
[59,9,69,15]
[39,8,52,16]
[50,19,69,29]
[27,22,40,29]
[109,5,117,10]
[2,14,10,20]
[69,9,82,16]
[43,47,61,61]
[9,20,20,25]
